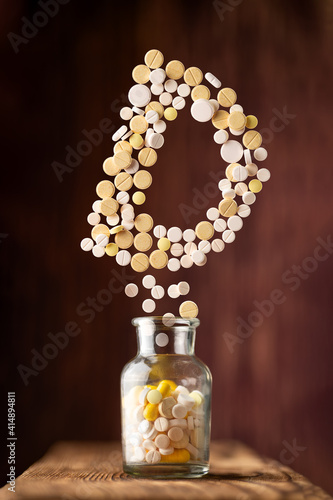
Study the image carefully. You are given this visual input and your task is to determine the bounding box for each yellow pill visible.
[114,230,134,249]
[195,221,214,240]
[147,389,163,404]
[218,199,237,217]
[133,170,152,190]
[145,101,164,119]
[179,301,199,319]
[228,111,246,131]
[103,157,121,176]
[184,67,203,86]
[191,84,210,101]
[132,64,151,84]
[249,179,262,193]
[161,380,177,391]
[164,107,178,121]
[243,130,262,150]
[156,381,171,397]
[96,180,115,199]
[143,403,159,421]
[165,60,185,80]
[132,191,146,205]
[113,140,133,155]
[189,391,203,406]
[100,198,119,217]
[246,115,258,129]
[134,232,153,252]
[149,250,168,269]
[144,385,157,390]
[217,87,237,107]
[212,110,230,130]
[160,449,190,463]
[105,243,118,256]
[131,253,150,273]
[91,224,110,241]
[114,172,133,191]
[110,225,124,235]
[129,133,144,149]
[113,150,132,169]
[138,147,157,167]
[134,213,154,232]
[158,237,171,251]
[145,49,164,69]
[130,115,148,134]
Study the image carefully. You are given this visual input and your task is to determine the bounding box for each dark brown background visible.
[1,0,333,494]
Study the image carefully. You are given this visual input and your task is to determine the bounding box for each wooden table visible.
[1,441,331,499]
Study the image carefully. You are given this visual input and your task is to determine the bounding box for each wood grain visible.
[1,441,331,500]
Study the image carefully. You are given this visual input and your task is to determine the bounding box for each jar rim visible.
[132,316,200,328]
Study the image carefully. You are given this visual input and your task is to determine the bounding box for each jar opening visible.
[132,316,200,329]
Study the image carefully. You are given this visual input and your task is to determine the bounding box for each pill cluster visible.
[123,379,205,465]
[80,49,270,318]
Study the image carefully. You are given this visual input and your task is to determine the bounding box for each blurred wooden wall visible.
[1,0,333,493]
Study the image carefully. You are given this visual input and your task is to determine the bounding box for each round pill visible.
[145,101,164,119]
[146,450,161,463]
[149,250,168,269]
[191,84,210,101]
[184,67,203,86]
[96,180,115,199]
[168,284,180,299]
[257,168,271,182]
[129,133,144,149]
[167,227,183,243]
[154,417,169,432]
[131,253,150,273]
[229,111,246,130]
[147,389,162,404]
[242,189,256,206]
[125,158,139,174]
[211,239,225,252]
[195,221,214,240]
[214,129,229,144]
[164,107,177,121]
[115,230,134,249]
[218,178,232,191]
[105,243,118,256]
[122,220,135,230]
[209,99,219,113]
[100,198,119,216]
[230,126,245,136]
[221,140,244,163]
[115,172,133,191]
[195,254,207,267]
[91,224,110,241]
[158,237,171,251]
[156,332,169,347]
[142,275,156,289]
[145,49,164,69]
[151,285,165,300]
[132,191,146,205]
[172,404,187,419]
[96,233,109,247]
[128,84,151,108]
[165,60,185,80]
[139,147,158,167]
[151,83,164,95]
[87,212,100,226]
[254,147,268,161]
[80,238,94,251]
[145,110,159,124]
[172,96,186,110]
[238,204,251,217]
[178,281,190,295]
[227,215,243,231]
[92,200,102,213]
[133,170,152,190]
[170,243,183,257]
[135,213,154,232]
[198,240,211,254]
[180,255,193,269]
[116,191,130,205]
[164,79,177,93]
[212,110,229,130]
[132,64,151,84]
[162,313,176,327]
[191,99,214,122]
[243,130,262,150]
[213,219,227,232]
[234,182,248,196]
[125,283,138,297]
[192,250,205,264]
[107,214,120,227]
[148,132,164,149]
[206,207,220,221]
[222,229,236,243]
[184,242,197,255]
[130,115,148,134]
[168,427,184,442]
[249,179,263,193]
[153,120,167,133]
[159,92,172,106]
[114,140,133,154]
[116,250,131,266]
[183,229,196,242]
[222,188,236,199]
[246,163,258,176]
[150,68,166,85]
[153,225,167,238]
[120,107,133,120]
[134,232,153,252]
[232,165,248,182]
[168,258,180,272]
[113,150,132,169]
[246,115,258,129]
[218,199,237,217]
[217,87,237,107]
[155,433,170,450]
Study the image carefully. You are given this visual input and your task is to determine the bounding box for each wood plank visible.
[1,441,331,500]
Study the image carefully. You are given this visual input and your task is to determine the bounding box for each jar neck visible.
[132,317,200,356]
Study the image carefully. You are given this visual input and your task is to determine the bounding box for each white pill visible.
[246,163,258,176]
[221,140,244,163]
[153,225,166,238]
[195,255,207,267]
[168,284,180,299]
[87,212,100,225]
[132,106,145,115]
[242,191,256,205]
[223,188,236,199]
[230,104,244,113]
[184,242,197,255]
[125,158,139,174]
[172,404,188,419]
[143,427,158,440]
[198,240,211,254]
[154,417,169,432]
[122,209,135,221]
[129,432,143,447]
[128,84,151,107]
[150,68,166,84]
[186,442,199,459]
[191,99,215,122]
[183,229,196,242]
[146,450,161,464]
[177,83,191,97]
[156,332,169,347]
[143,439,157,451]
[112,125,127,142]
[169,418,188,429]
[218,178,231,191]
[209,99,219,113]
[254,147,268,161]
[153,120,167,133]
[150,83,164,95]
[162,313,176,327]
[149,132,164,149]
[116,250,131,266]
[172,96,186,110]
[214,219,227,232]
[116,191,130,204]
[238,204,251,218]
[125,283,138,298]
[142,275,156,289]
[122,219,135,230]
[206,207,220,221]
[168,427,184,442]
[159,92,172,106]
[145,128,154,147]
[164,79,178,93]
[120,204,134,214]
[211,239,225,252]
[180,255,193,268]
[178,393,195,409]
[92,245,105,258]
[257,168,271,182]
[80,237,94,251]
[187,416,195,431]
[170,243,183,257]
[234,182,248,196]
[142,299,156,313]
[167,227,182,243]
[168,258,180,272]
[244,148,252,165]
[151,285,165,300]
[159,447,174,456]
[214,129,229,144]
[107,214,120,226]
[138,420,153,435]
[96,233,109,247]
[92,200,102,213]
[155,433,170,449]
[145,110,159,124]
[205,72,221,88]
[230,127,245,136]
[222,229,236,243]
[232,165,248,182]
[192,250,205,264]
[134,446,146,461]
[133,405,145,422]
[227,215,243,231]
[120,107,133,121]
[178,281,190,295]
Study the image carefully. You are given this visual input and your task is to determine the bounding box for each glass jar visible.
[121,316,212,478]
